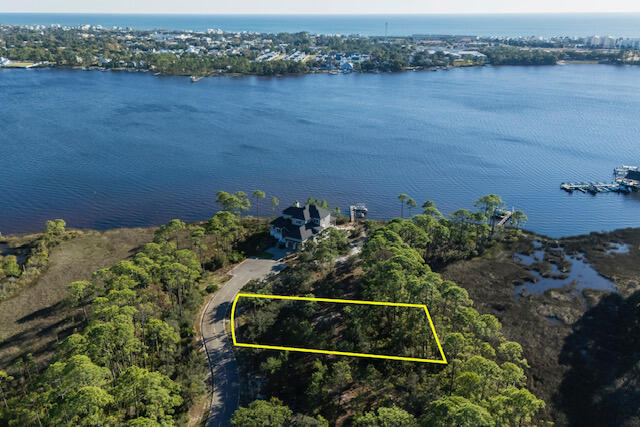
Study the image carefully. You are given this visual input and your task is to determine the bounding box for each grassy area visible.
[3,61,37,68]
[0,227,154,369]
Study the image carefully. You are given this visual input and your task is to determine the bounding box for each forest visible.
[0,194,272,426]
[230,196,545,426]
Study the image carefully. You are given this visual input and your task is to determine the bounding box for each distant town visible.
[1,24,639,76]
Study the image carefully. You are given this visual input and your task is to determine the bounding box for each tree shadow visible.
[556,290,640,426]
[17,300,68,323]
[216,301,230,321]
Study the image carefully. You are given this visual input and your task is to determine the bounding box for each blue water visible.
[2,13,640,37]
[1,65,640,236]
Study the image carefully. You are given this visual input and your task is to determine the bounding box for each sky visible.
[1,0,640,14]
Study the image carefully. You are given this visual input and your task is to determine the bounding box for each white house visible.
[270,203,332,250]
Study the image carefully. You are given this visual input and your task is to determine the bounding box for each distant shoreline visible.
[1,59,632,79]
[0,60,629,83]
[3,22,639,78]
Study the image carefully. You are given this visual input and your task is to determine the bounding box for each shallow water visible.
[0,242,27,265]
[514,253,617,298]
[606,242,630,254]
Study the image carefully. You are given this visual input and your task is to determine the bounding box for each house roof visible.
[271,203,330,242]
[271,218,322,242]
[282,205,307,220]
[307,204,330,220]
[270,216,288,228]
[282,204,330,222]
[283,223,322,242]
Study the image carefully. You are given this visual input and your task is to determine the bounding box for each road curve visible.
[201,258,286,427]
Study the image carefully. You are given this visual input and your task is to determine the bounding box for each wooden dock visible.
[561,165,639,195]
[496,209,514,227]
[560,182,631,194]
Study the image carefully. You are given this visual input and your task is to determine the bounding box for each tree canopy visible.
[232,196,542,425]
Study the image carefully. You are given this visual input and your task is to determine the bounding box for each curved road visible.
[201,257,286,427]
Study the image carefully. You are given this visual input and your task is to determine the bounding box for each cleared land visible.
[0,227,154,369]
[2,61,37,67]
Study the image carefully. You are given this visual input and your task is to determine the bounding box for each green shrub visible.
[335,215,349,225]
[205,284,219,294]
[229,251,244,263]
[2,255,20,278]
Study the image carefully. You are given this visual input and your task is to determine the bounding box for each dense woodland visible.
[0,189,274,426]
[231,196,545,426]
[479,46,626,65]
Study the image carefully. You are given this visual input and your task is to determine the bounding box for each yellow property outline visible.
[230,293,447,364]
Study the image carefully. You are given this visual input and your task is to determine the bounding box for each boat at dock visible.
[561,166,639,195]
[190,75,204,83]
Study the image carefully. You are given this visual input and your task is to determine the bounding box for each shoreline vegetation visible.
[1,191,639,424]
[1,24,639,78]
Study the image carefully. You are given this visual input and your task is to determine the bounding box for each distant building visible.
[587,35,617,49]
[456,50,487,60]
[270,203,332,250]
[619,38,640,49]
[341,62,354,72]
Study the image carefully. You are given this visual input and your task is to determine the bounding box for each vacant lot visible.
[0,227,154,370]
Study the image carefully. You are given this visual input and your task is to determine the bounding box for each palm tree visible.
[398,194,409,218]
[271,196,279,214]
[252,190,266,217]
[406,198,417,217]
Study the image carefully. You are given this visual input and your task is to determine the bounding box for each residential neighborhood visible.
[1,23,639,76]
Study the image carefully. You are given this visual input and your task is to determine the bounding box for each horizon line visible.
[2,11,640,16]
